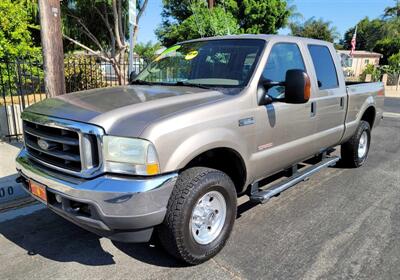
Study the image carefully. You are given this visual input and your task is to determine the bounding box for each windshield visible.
[134,39,265,88]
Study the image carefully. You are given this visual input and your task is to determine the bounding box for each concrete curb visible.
[0,174,29,206]
[0,196,35,212]
[383,112,400,119]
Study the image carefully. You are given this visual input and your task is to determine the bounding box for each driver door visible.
[252,42,318,179]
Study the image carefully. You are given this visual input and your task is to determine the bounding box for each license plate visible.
[29,180,47,202]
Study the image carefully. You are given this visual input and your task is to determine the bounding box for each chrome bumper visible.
[16,148,178,242]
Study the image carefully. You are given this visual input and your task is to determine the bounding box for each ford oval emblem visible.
[37,139,50,150]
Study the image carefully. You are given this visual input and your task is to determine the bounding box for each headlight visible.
[103,136,160,176]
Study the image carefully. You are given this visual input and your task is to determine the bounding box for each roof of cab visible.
[180,34,332,46]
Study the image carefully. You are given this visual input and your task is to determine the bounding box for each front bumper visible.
[16,148,178,242]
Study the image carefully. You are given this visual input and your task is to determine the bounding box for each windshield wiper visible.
[130,79,155,85]
[174,81,211,90]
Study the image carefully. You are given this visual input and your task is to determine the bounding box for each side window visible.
[308,45,339,90]
[262,43,306,98]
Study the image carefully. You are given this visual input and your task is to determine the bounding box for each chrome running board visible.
[249,156,340,204]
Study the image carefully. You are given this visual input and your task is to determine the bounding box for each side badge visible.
[258,143,274,151]
[239,117,255,127]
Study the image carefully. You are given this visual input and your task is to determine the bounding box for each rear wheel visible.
[158,167,237,265]
[341,120,371,168]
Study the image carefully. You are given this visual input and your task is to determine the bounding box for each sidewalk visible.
[385,89,400,98]
[0,141,32,211]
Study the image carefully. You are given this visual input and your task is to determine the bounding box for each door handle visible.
[340,97,345,109]
[311,101,316,117]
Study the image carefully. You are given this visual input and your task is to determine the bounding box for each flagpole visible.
[350,25,357,57]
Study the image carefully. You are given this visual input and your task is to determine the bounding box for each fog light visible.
[55,194,62,203]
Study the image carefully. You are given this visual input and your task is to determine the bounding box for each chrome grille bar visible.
[24,125,80,146]
[21,111,104,178]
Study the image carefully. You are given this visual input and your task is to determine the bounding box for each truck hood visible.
[25,85,227,137]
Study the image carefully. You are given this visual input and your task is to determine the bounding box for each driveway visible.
[0,117,399,280]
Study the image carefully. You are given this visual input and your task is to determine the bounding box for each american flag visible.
[350,25,358,57]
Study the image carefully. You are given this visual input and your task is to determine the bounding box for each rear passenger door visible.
[307,44,347,151]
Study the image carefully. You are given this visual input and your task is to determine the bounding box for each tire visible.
[158,167,237,265]
[341,120,371,168]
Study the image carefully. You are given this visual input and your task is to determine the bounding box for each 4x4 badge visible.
[239,117,255,127]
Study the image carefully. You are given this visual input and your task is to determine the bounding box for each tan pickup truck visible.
[16,35,384,264]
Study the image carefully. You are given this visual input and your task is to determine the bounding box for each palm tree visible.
[383,0,400,19]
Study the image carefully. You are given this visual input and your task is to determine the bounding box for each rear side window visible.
[308,45,339,90]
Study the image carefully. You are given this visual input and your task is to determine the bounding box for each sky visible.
[137,0,396,44]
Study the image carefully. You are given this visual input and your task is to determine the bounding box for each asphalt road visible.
[0,117,399,279]
[385,97,400,114]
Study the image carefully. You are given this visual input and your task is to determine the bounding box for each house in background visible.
[338,50,383,80]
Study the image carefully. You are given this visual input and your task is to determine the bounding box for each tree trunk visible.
[38,0,66,96]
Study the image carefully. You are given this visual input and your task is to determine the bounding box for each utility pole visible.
[38,0,66,97]
[208,0,214,9]
[128,0,137,75]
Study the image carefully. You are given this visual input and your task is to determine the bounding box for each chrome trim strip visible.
[24,125,79,146]
[25,139,81,162]
[21,111,105,178]
[16,148,177,194]
[16,148,178,218]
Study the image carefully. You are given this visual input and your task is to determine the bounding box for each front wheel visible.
[158,167,237,265]
[341,120,371,168]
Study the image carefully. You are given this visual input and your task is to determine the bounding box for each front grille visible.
[23,120,99,173]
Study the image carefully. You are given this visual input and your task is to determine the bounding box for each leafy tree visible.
[373,37,400,65]
[233,0,290,34]
[156,0,291,46]
[61,0,149,84]
[383,0,400,19]
[289,17,339,42]
[156,1,239,46]
[0,0,42,96]
[388,52,400,72]
[342,2,399,64]
[360,64,382,82]
[14,0,39,18]
[342,17,385,51]
[134,41,162,63]
[0,0,40,58]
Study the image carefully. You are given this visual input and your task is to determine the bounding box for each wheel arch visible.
[360,106,376,129]
[183,147,248,195]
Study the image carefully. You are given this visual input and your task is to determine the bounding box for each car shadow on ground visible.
[0,157,349,268]
[0,208,184,267]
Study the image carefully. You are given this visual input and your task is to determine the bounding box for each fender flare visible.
[163,127,248,173]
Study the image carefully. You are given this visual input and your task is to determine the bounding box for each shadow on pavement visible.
[113,240,185,268]
[0,207,184,267]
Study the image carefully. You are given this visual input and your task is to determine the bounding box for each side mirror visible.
[129,71,138,84]
[284,69,311,104]
[259,80,284,105]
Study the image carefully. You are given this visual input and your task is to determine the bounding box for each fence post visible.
[382,74,388,87]
[16,58,26,109]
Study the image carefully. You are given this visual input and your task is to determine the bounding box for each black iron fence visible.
[0,55,146,140]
